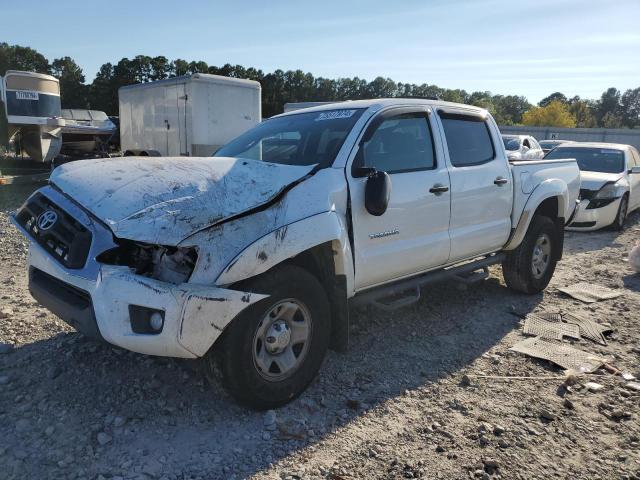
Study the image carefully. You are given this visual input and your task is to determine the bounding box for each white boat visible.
[60,109,116,154]
[0,70,65,162]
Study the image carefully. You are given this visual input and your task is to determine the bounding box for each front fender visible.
[504,179,569,251]
[215,211,355,294]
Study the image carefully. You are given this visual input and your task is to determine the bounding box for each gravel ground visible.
[1,184,639,480]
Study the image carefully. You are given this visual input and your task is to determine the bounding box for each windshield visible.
[502,136,520,151]
[545,147,625,173]
[214,108,365,167]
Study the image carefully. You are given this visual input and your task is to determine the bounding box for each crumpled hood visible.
[579,170,624,191]
[50,156,315,245]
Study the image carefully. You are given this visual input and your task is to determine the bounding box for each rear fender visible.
[504,179,568,251]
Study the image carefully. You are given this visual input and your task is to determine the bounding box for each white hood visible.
[50,157,315,245]
[579,170,624,191]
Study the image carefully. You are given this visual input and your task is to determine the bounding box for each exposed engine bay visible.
[98,240,198,284]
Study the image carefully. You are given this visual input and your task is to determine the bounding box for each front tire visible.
[608,194,628,231]
[502,215,559,294]
[209,265,331,410]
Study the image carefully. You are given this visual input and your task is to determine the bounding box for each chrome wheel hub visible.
[253,299,312,381]
[531,233,551,279]
[264,320,291,354]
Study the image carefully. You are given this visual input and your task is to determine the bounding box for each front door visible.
[348,108,451,290]
[435,109,512,260]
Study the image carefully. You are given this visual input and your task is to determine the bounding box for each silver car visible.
[502,134,545,161]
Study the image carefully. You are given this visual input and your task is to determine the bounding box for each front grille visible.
[15,193,92,269]
[579,188,596,201]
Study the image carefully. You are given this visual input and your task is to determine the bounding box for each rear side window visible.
[440,115,495,167]
[361,113,436,174]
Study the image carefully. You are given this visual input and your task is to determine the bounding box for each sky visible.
[2,0,640,103]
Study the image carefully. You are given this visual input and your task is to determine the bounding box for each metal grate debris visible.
[510,337,607,373]
[557,282,623,303]
[562,312,610,346]
[524,311,609,345]
[523,315,580,340]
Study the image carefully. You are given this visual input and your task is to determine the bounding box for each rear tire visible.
[608,194,628,231]
[206,265,331,410]
[502,215,559,294]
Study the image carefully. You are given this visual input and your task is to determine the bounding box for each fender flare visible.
[503,179,568,251]
[215,211,355,293]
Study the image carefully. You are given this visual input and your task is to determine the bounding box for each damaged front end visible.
[97,240,198,284]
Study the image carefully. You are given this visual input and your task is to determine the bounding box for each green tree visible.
[601,112,623,128]
[567,97,597,128]
[88,63,116,113]
[522,101,577,127]
[50,56,87,108]
[539,92,568,107]
[596,87,621,126]
[150,56,171,81]
[0,42,49,75]
[620,87,640,128]
[492,95,531,125]
[172,59,189,76]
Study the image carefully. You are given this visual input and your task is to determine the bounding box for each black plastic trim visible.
[29,268,103,341]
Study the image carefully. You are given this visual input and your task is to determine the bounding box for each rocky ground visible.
[0,183,639,480]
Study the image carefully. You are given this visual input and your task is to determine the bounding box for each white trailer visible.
[119,73,261,157]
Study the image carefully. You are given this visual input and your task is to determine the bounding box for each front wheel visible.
[502,215,559,294]
[207,265,331,410]
[608,194,628,231]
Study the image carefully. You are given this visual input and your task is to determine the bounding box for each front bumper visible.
[12,187,266,359]
[566,198,620,231]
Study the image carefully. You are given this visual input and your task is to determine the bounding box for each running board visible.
[351,254,505,311]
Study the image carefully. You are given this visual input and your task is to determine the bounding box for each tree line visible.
[1,42,639,128]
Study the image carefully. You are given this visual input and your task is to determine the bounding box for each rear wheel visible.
[206,265,331,410]
[502,215,559,294]
[608,194,628,231]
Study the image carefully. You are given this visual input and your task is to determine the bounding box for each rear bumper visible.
[566,198,620,231]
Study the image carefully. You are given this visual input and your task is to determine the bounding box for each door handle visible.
[494,177,508,186]
[429,184,449,194]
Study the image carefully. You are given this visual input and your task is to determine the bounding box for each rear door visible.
[348,107,451,289]
[436,109,513,260]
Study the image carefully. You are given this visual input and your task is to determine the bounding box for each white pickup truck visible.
[12,99,580,408]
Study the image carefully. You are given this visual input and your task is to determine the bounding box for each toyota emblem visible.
[37,210,58,231]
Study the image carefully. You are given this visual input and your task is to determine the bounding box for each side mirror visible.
[629,166,640,174]
[365,170,391,216]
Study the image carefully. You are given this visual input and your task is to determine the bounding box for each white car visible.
[12,99,580,408]
[546,142,640,231]
[502,134,545,161]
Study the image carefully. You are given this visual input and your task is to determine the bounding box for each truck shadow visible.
[2,274,543,478]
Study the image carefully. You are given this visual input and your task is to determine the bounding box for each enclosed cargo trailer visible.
[119,74,261,157]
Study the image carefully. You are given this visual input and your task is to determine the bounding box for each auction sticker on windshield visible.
[315,110,357,121]
[15,91,39,101]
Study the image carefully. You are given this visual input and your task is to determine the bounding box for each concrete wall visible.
[499,125,640,150]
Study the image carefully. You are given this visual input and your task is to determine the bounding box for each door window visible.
[360,113,435,174]
[440,114,495,167]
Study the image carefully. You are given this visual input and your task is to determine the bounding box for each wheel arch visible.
[504,180,569,254]
[215,211,354,351]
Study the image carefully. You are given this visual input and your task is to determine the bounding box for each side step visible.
[351,254,505,311]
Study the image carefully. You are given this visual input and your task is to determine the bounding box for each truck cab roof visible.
[275,98,489,118]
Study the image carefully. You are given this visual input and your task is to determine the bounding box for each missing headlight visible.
[98,240,197,284]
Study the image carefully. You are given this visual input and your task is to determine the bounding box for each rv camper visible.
[119,73,261,157]
[0,71,64,162]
